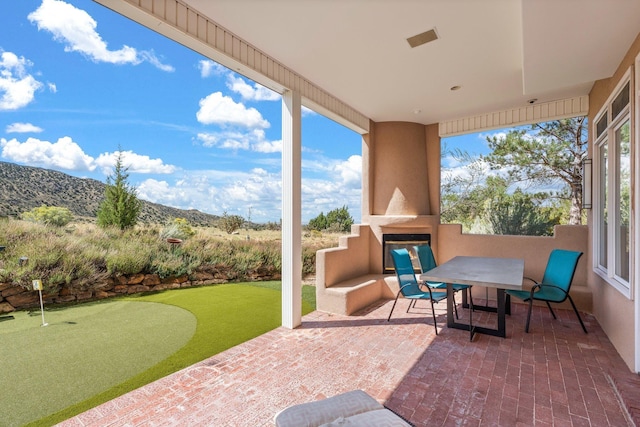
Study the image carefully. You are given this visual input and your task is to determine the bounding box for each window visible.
[594,77,631,294]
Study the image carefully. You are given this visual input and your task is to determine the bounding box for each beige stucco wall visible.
[370,121,431,215]
[587,31,640,370]
[363,121,442,272]
[438,224,591,312]
[317,121,442,313]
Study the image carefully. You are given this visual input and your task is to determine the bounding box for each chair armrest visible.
[532,283,569,297]
[529,283,570,304]
[529,283,542,299]
[396,282,428,297]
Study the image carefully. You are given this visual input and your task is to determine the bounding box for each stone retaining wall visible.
[0,268,281,313]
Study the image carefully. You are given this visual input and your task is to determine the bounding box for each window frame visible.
[593,69,633,297]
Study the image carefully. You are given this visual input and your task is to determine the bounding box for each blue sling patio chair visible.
[505,249,587,333]
[413,244,473,319]
[387,248,447,334]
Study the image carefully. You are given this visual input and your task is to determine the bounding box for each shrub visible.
[104,229,156,275]
[105,248,151,275]
[150,250,201,278]
[308,206,353,232]
[307,212,327,231]
[218,211,245,234]
[160,218,196,240]
[0,219,338,295]
[0,220,100,291]
[21,205,73,227]
[302,246,317,275]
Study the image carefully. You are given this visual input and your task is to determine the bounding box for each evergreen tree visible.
[325,205,354,232]
[489,189,561,236]
[97,150,141,230]
[483,117,587,224]
[307,212,327,231]
[308,206,353,232]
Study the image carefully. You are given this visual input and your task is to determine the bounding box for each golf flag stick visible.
[33,280,48,327]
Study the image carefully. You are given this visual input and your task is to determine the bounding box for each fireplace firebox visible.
[382,233,431,274]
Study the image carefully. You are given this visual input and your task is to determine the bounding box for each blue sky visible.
[0,0,500,225]
[0,0,368,223]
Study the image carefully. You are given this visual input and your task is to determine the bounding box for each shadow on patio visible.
[59,296,640,427]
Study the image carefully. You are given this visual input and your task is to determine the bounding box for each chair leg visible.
[525,298,534,333]
[387,295,401,321]
[429,299,438,335]
[545,301,557,319]
[567,296,588,334]
[406,299,418,313]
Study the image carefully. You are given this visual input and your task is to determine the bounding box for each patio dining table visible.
[419,256,524,339]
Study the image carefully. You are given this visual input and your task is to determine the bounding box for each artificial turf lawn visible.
[10,282,315,426]
[1,300,196,427]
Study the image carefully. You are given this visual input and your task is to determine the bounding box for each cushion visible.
[319,409,412,426]
[274,390,383,427]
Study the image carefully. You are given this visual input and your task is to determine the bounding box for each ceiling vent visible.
[407,28,438,48]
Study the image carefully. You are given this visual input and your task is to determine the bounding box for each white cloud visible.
[47,82,57,93]
[197,128,280,153]
[302,106,316,116]
[136,168,283,221]
[133,154,363,223]
[6,122,43,133]
[196,92,270,128]
[196,133,218,147]
[479,131,507,142]
[94,150,177,175]
[0,51,43,110]
[0,136,94,171]
[301,176,361,222]
[196,131,249,150]
[198,60,226,78]
[0,136,176,175]
[226,75,280,101]
[253,139,282,153]
[220,138,250,151]
[335,155,362,187]
[139,50,175,72]
[28,0,174,71]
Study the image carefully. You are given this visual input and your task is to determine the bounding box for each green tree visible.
[489,189,561,236]
[441,148,505,231]
[97,150,141,230]
[308,206,353,232]
[21,205,73,226]
[483,117,587,225]
[307,212,327,231]
[326,205,354,232]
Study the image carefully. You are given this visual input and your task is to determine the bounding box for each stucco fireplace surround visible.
[315,121,442,315]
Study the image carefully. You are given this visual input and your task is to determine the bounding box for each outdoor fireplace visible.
[382,233,431,274]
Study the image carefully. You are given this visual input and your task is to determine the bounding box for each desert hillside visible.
[0,161,219,225]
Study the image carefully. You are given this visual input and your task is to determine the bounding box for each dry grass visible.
[0,219,343,292]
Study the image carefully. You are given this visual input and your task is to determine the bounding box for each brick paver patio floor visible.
[58,296,640,426]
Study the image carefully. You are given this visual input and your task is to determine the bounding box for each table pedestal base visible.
[447,285,506,339]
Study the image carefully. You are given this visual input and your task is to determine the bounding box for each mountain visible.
[0,161,220,226]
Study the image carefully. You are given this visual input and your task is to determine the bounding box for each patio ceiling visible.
[179,0,640,126]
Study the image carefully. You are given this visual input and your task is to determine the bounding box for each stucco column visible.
[281,90,302,329]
